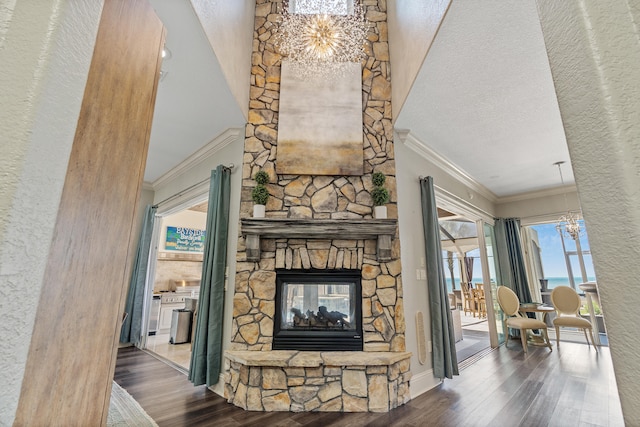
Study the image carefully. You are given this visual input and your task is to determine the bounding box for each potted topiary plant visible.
[251,170,270,217]
[371,172,390,218]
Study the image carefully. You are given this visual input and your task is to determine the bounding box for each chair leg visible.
[520,329,528,353]
[582,328,591,348]
[543,329,552,351]
[587,327,599,351]
[505,329,510,349]
[555,325,560,347]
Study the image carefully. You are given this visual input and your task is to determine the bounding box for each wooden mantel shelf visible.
[241,218,397,262]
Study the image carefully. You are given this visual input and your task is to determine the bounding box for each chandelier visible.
[554,161,584,240]
[275,0,370,78]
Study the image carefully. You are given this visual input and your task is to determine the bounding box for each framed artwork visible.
[165,226,206,252]
[276,60,363,176]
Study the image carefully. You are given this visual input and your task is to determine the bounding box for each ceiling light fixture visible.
[275,0,369,78]
[162,46,172,60]
[554,161,583,240]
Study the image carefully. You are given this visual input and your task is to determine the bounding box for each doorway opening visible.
[143,199,208,372]
[438,208,492,363]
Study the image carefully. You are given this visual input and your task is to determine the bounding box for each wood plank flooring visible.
[114,342,623,427]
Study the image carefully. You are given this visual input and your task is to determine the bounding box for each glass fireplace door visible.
[273,270,363,351]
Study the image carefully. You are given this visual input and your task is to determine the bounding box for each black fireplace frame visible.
[273,269,363,351]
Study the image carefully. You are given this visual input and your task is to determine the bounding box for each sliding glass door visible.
[477,221,505,346]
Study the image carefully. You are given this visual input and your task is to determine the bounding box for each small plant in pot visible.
[251,170,270,217]
[371,172,390,218]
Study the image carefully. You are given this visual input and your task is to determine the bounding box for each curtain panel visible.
[420,176,459,379]
[120,204,157,345]
[494,218,532,303]
[189,165,231,387]
[464,256,474,285]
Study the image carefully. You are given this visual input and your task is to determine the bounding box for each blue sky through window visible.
[291,0,350,15]
[529,222,595,280]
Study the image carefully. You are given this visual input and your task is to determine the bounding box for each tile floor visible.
[145,332,192,371]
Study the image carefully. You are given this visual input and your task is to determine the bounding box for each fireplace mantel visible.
[241,218,397,262]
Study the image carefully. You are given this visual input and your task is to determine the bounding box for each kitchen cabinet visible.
[159,303,182,333]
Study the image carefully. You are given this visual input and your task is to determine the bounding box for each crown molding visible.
[400,131,498,203]
[142,181,155,191]
[496,183,577,204]
[150,128,241,190]
[434,185,495,224]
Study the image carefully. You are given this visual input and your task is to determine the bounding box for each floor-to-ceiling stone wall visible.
[232,0,404,351]
[227,1,409,411]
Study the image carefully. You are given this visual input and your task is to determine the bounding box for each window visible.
[527,222,596,289]
[289,0,352,15]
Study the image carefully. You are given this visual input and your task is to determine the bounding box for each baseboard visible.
[409,368,441,399]
[209,373,226,398]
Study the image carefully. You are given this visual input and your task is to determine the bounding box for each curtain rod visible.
[152,163,234,208]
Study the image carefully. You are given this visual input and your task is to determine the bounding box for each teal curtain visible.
[120,204,157,344]
[189,165,231,387]
[420,176,459,379]
[494,218,532,303]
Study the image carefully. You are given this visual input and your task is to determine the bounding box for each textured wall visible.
[190,0,255,119]
[536,1,640,424]
[0,1,102,422]
[387,0,451,121]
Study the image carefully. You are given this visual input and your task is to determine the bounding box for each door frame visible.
[434,186,501,348]
[138,191,209,350]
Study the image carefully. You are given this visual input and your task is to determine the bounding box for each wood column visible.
[14,0,165,424]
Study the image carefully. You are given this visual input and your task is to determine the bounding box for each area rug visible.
[108,381,157,427]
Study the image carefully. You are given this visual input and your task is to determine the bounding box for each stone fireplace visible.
[224,0,411,412]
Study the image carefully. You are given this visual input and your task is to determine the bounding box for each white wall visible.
[190,0,254,119]
[0,1,102,421]
[394,131,496,397]
[387,0,451,121]
[495,186,581,225]
[536,1,640,424]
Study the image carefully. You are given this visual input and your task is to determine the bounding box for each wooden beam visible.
[241,218,397,262]
[14,1,165,424]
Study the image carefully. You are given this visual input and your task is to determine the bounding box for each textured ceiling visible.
[147,0,572,198]
[395,0,572,198]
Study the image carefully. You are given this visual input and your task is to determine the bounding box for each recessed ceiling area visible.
[395,0,572,198]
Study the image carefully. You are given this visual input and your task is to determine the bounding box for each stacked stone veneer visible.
[225,351,411,412]
[227,0,409,412]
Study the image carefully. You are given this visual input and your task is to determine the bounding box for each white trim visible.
[409,368,440,399]
[519,212,582,227]
[496,184,577,204]
[150,128,241,190]
[155,186,210,217]
[434,185,494,225]
[401,132,498,204]
[209,373,226,397]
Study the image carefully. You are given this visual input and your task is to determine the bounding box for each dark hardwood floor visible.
[114,342,623,427]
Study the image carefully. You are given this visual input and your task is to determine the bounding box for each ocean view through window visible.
[528,222,595,289]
